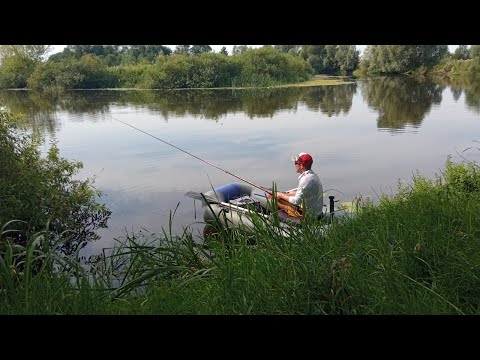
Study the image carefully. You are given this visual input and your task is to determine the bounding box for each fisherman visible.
[271,152,324,220]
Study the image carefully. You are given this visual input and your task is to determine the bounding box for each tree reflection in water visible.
[0,76,477,137]
[361,76,445,131]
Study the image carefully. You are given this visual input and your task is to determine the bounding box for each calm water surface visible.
[2,77,479,256]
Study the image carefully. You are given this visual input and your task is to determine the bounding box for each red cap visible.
[292,152,313,166]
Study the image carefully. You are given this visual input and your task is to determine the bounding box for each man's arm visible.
[275,191,302,214]
[277,191,295,202]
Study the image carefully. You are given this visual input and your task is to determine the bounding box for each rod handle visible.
[329,195,335,219]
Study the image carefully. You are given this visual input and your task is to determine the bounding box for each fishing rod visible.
[110,115,272,194]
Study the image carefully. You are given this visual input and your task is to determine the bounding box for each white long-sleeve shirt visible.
[288,169,323,217]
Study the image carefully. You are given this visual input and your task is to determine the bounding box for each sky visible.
[50,45,459,56]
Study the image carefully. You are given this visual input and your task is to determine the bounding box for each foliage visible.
[63,45,122,59]
[361,45,449,75]
[0,46,52,89]
[48,45,172,66]
[174,45,191,55]
[273,45,300,55]
[0,110,111,255]
[28,55,117,90]
[232,47,313,87]
[134,48,313,89]
[107,64,151,88]
[0,55,35,88]
[470,45,480,60]
[452,45,470,60]
[121,45,172,65]
[219,47,228,56]
[190,45,212,55]
[300,45,359,75]
[442,156,480,193]
[335,45,360,74]
[139,53,238,89]
[0,223,110,314]
[24,45,314,90]
[0,45,52,62]
[6,43,480,91]
[429,59,473,81]
[231,45,250,55]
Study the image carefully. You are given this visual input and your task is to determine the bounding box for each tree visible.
[0,45,52,62]
[174,45,191,55]
[452,45,470,60]
[299,45,354,74]
[0,45,52,88]
[470,45,480,60]
[190,45,212,55]
[219,46,228,56]
[335,45,359,74]
[125,45,172,63]
[48,51,75,62]
[273,45,296,53]
[65,45,105,58]
[232,45,249,55]
[52,46,123,66]
[364,45,448,74]
[322,45,338,74]
[273,45,301,56]
[301,45,326,73]
[0,110,111,254]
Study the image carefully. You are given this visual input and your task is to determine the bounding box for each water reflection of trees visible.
[113,88,308,120]
[464,82,480,113]
[301,83,357,116]
[361,77,444,131]
[451,86,463,102]
[0,90,112,116]
[129,86,356,120]
[1,85,359,131]
[433,77,480,114]
[0,90,111,135]
[59,91,111,116]
[0,90,59,135]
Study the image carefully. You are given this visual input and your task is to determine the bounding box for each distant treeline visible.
[357,45,480,80]
[0,45,479,90]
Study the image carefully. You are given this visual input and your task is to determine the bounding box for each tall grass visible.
[320,158,480,314]
[0,221,109,314]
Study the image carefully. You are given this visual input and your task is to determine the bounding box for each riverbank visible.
[2,75,353,92]
[276,74,355,87]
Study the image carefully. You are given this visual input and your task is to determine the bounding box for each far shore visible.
[1,75,355,92]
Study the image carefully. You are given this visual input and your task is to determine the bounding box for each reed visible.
[0,221,109,314]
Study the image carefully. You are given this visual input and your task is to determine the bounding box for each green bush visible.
[107,64,150,88]
[0,110,111,255]
[28,55,117,91]
[233,47,313,87]
[443,156,480,194]
[0,56,36,89]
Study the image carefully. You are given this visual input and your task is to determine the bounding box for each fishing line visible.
[110,114,272,194]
